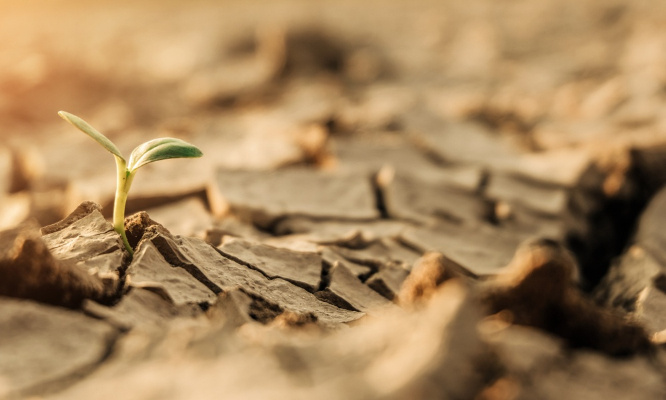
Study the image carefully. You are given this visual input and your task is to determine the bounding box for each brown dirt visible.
[3,1,666,399]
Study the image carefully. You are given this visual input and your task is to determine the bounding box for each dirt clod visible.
[481,239,651,355]
[124,211,170,250]
[399,251,476,306]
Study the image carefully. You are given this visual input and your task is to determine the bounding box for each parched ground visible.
[2,0,666,399]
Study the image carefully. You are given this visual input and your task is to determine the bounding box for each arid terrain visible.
[2,0,666,399]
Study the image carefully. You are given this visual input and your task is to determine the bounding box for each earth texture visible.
[2,1,666,399]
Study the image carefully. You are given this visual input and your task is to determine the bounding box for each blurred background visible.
[1,0,666,236]
[5,2,666,398]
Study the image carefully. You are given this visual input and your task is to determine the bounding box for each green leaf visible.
[58,111,125,161]
[127,137,203,171]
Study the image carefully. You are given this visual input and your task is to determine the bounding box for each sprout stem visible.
[58,111,202,260]
[113,156,134,257]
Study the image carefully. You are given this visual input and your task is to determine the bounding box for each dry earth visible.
[2,0,666,399]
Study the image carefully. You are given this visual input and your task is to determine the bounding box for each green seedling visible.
[58,111,203,257]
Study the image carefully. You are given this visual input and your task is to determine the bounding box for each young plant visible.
[58,111,203,257]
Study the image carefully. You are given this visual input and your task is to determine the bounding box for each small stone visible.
[127,241,218,307]
[0,298,118,397]
[208,167,379,229]
[317,262,392,312]
[482,239,583,322]
[123,211,170,250]
[218,237,322,292]
[399,252,476,306]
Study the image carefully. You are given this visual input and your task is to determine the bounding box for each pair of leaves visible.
[58,111,203,172]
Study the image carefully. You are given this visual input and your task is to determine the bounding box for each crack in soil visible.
[216,246,319,293]
[570,167,656,292]
[150,235,224,295]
